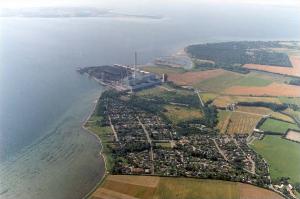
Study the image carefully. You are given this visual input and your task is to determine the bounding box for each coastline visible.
[81,91,109,199]
[0,88,106,199]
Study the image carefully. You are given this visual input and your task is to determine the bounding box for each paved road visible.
[212,139,228,161]
[233,138,256,174]
[137,117,154,174]
[108,115,119,142]
[196,90,205,107]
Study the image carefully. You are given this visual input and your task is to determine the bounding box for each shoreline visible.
[81,91,109,199]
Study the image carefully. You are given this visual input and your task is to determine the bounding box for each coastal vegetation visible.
[84,115,115,171]
[186,41,292,70]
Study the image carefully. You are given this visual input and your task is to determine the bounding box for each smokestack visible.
[134,51,137,79]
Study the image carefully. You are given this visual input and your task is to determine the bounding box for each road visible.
[159,85,175,92]
[137,117,154,174]
[233,138,256,174]
[212,139,228,161]
[108,115,119,142]
[196,90,205,107]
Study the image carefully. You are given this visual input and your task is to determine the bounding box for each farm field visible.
[225,111,261,134]
[213,95,282,108]
[251,135,300,183]
[243,56,300,77]
[200,92,218,103]
[137,86,166,96]
[236,106,270,115]
[193,72,244,92]
[137,83,194,98]
[285,130,300,142]
[279,97,300,106]
[236,106,294,123]
[194,72,273,92]
[92,175,284,199]
[163,105,203,124]
[224,83,300,97]
[284,108,300,124]
[167,69,227,85]
[217,110,232,134]
[259,118,299,134]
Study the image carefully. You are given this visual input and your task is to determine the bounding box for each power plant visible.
[77,52,163,92]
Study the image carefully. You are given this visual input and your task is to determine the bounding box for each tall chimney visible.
[134,51,137,79]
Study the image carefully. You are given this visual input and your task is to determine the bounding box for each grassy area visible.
[270,112,295,123]
[155,142,172,148]
[279,97,300,106]
[163,105,203,124]
[200,92,218,103]
[137,84,194,98]
[137,86,166,96]
[85,115,115,171]
[235,75,272,87]
[194,72,273,92]
[284,108,300,124]
[213,95,282,108]
[194,72,243,92]
[251,135,300,183]
[259,118,299,134]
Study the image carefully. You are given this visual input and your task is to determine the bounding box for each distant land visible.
[0,7,163,19]
[82,41,300,199]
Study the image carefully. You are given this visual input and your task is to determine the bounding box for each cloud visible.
[1,0,299,8]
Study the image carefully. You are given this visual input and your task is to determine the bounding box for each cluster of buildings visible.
[99,93,271,188]
[78,53,164,92]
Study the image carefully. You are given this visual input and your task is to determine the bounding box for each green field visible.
[155,142,172,148]
[85,115,115,171]
[279,97,300,106]
[251,135,300,183]
[259,118,299,134]
[194,72,243,92]
[235,75,272,87]
[194,72,272,92]
[137,86,166,96]
[200,92,218,103]
[163,105,203,124]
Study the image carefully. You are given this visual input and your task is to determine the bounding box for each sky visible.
[0,0,299,9]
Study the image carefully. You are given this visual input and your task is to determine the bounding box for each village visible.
[96,90,271,189]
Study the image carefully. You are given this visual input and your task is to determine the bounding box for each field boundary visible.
[283,128,300,144]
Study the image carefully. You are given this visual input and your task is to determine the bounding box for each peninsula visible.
[82,41,300,199]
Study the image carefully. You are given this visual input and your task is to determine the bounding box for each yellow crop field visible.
[213,95,282,108]
[91,175,284,199]
[217,110,232,134]
[226,112,261,134]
